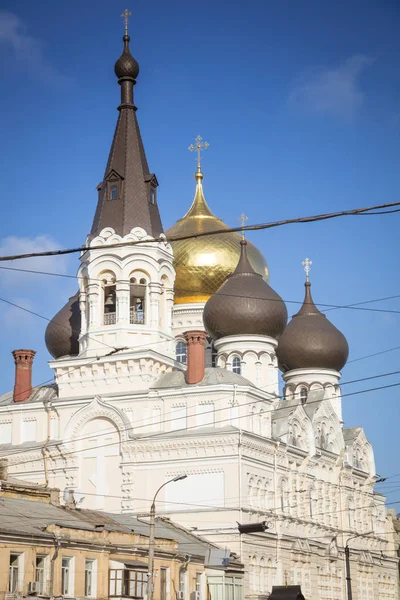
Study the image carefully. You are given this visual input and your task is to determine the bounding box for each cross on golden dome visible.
[302,257,312,281]
[121,9,132,34]
[189,136,209,170]
[238,213,248,240]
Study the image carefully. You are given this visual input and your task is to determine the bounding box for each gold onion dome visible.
[166,168,269,304]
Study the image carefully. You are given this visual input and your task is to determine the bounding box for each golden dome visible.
[166,168,269,304]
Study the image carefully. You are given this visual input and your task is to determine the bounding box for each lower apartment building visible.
[0,477,243,600]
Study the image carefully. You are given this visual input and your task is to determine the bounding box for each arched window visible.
[232,356,241,374]
[176,341,187,365]
[300,387,308,404]
[130,277,146,324]
[110,185,117,200]
[103,278,116,325]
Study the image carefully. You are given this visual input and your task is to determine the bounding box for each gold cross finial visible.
[238,213,248,240]
[121,9,131,35]
[189,135,209,170]
[302,257,312,281]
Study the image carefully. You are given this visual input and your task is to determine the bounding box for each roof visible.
[269,586,305,600]
[277,281,349,373]
[108,515,217,558]
[203,240,287,341]
[0,384,57,407]
[343,427,362,442]
[0,495,233,563]
[151,367,254,389]
[90,35,163,239]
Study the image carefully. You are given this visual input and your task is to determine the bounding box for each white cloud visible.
[289,55,373,118]
[0,234,70,289]
[0,11,70,85]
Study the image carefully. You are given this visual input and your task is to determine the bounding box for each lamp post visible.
[344,531,374,600]
[148,475,188,600]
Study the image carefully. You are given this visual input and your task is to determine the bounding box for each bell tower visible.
[47,15,179,398]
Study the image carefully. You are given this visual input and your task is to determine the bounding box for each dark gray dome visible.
[203,240,288,340]
[114,35,139,79]
[45,293,81,359]
[277,282,349,372]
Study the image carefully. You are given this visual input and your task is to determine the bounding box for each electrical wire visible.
[0,200,399,263]
[3,367,400,457]
[4,378,400,469]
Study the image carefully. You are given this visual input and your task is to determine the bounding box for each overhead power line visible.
[3,369,400,458]
[4,378,400,468]
[0,200,399,262]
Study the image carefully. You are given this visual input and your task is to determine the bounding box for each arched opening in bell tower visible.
[130,276,147,324]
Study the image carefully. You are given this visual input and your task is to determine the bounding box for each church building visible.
[0,19,398,600]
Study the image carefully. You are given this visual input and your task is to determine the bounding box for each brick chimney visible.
[183,331,207,385]
[12,349,36,403]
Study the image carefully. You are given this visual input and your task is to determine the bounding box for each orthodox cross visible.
[238,213,248,240]
[189,135,209,169]
[121,9,132,35]
[302,257,312,281]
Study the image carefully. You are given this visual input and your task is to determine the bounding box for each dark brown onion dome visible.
[277,281,349,372]
[114,34,139,80]
[203,240,288,340]
[45,293,81,359]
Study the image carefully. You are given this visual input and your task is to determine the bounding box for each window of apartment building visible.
[9,553,22,593]
[208,576,243,600]
[109,569,147,598]
[35,555,48,594]
[85,559,97,597]
[178,568,186,599]
[195,573,203,600]
[61,557,74,596]
[160,567,168,600]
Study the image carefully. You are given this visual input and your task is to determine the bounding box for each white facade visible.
[0,221,398,599]
[0,155,398,600]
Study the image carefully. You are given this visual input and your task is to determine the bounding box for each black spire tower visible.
[90,13,163,238]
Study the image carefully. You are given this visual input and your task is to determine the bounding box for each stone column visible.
[79,289,87,337]
[117,280,130,324]
[149,282,162,328]
[86,283,100,328]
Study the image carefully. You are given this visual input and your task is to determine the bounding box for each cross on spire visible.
[302,257,313,281]
[238,213,248,240]
[189,135,209,170]
[121,9,131,35]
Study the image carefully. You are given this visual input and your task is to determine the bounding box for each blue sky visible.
[0,1,399,502]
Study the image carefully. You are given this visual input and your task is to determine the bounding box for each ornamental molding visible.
[132,434,239,454]
[88,227,172,253]
[63,395,131,445]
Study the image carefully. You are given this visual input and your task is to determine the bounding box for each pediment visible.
[144,173,159,187]
[105,168,124,182]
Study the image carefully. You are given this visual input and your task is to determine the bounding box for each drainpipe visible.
[41,399,51,487]
[49,536,61,597]
[238,427,243,561]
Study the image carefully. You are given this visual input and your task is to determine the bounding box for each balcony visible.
[104,312,116,325]
[130,308,144,325]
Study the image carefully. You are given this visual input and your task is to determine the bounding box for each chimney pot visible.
[183,331,207,385]
[12,349,36,403]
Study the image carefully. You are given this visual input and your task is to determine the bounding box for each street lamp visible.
[148,475,188,600]
[344,531,374,600]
